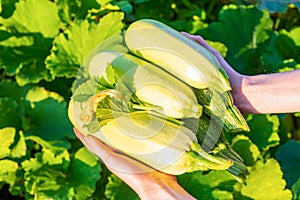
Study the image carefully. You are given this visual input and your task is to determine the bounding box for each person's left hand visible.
[74,128,196,200]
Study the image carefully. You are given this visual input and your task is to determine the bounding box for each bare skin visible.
[74,128,196,200]
[74,33,300,200]
[182,32,300,114]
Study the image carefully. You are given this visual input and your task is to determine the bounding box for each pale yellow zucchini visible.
[125,19,231,93]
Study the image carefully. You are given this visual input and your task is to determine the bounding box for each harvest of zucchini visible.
[68,19,250,183]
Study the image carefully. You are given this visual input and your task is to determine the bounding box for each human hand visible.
[74,128,196,200]
[181,32,257,114]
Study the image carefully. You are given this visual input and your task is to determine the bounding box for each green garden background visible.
[0,0,300,199]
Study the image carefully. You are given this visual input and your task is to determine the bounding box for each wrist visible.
[228,74,259,114]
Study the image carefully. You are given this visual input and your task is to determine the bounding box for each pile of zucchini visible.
[68,19,250,183]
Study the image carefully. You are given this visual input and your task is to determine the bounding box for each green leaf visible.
[0,33,54,86]
[0,97,20,129]
[135,0,174,21]
[114,1,133,14]
[241,159,292,200]
[285,27,300,47]
[276,140,300,189]
[25,135,70,164]
[22,160,71,199]
[199,5,273,75]
[0,159,18,186]
[22,97,74,144]
[231,135,260,166]
[178,170,236,200]
[0,80,30,103]
[45,12,124,79]
[22,144,101,200]
[68,147,101,199]
[96,95,130,127]
[105,174,139,200]
[291,177,300,200]
[244,114,280,151]
[0,0,59,38]
[56,0,100,24]
[0,0,18,18]
[260,32,299,72]
[207,40,228,58]
[0,127,16,159]
[25,86,64,103]
[72,79,99,102]
[10,130,26,158]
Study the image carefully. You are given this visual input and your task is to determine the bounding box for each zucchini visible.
[68,91,233,175]
[109,52,203,119]
[69,19,250,183]
[125,19,249,132]
[125,19,231,93]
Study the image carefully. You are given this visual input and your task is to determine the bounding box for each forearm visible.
[236,70,300,114]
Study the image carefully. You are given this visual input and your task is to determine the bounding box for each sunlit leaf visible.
[45,12,124,79]
[178,170,236,200]
[241,159,292,200]
[244,114,280,151]
[0,159,18,186]
[0,127,16,159]
[231,134,260,166]
[0,0,59,37]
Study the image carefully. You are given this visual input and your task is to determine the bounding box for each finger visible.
[181,32,215,51]
[73,127,113,160]
[73,128,155,174]
[181,32,239,77]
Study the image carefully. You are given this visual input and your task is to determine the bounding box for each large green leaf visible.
[260,31,299,72]
[22,142,101,200]
[241,159,292,200]
[199,5,273,75]
[22,97,74,144]
[0,127,15,159]
[178,170,236,200]
[291,177,300,200]
[22,148,71,199]
[135,0,174,21]
[68,147,101,199]
[0,127,26,159]
[0,0,59,37]
[0,80,30,102]
[45,12,124,79]
[0,0,18,18]
[231,135,260,166]
[105,174,139,200]
[10,130,26,158]
[0,159,18,186]
[0,32,54,85]
[55,0,100,25]
[285,27,300,47]
[276,140,300,189]
[0,97,20,129]
[0,0,60,85]
[244,114,280,151]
